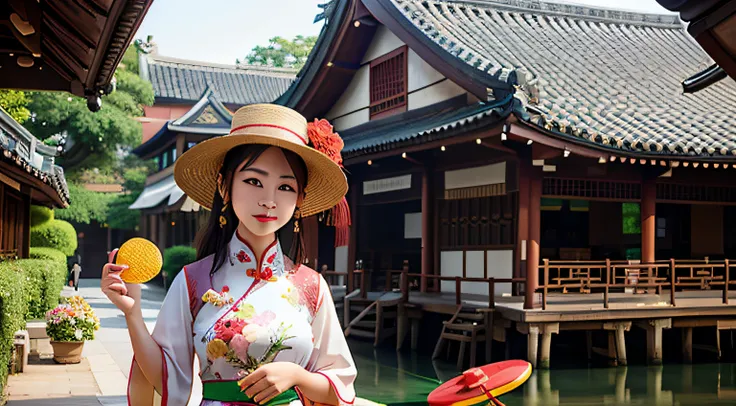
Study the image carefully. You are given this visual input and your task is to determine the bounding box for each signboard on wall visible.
[363,174,412,195]
[404,212,421,239]
[444,162,505,190]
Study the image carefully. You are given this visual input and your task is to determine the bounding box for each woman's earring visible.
[293,208,301,233]
[219,202,228,229]
[217,174,229,229]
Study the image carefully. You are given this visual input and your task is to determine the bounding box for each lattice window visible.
[543,178,641,201]
[438,193,517,248]
[369,46,407,119]
[657,183,736,203]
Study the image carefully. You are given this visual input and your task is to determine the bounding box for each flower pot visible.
[50,340,84,364]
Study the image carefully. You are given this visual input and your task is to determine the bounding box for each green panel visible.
[541,198,563,211]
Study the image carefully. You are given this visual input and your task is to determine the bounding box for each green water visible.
[349,340,736,405]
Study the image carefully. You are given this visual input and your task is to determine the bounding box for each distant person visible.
[67,249,81,291]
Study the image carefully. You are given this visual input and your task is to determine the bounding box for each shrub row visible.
[30,219,77,256]
[0,248,67,397]
[163,245,197,287]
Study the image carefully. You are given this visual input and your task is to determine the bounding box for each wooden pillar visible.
[641,177,656,263]
[538,323,558,369]
[21,191,30,258]
[682,327,693,363]
[639,318,671,365]
[527,325,539,368]
[517,162,530,294]
[347,180,359,293]
[525,168,541,309]
[421,168,433,293]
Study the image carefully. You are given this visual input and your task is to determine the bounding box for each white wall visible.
[440,250,514,296]
[334,246,348,286]
[326,25,470,132]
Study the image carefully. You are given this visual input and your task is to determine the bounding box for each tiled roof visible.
[0,108,70,207]
[342,97,511,157]
[388,0,736,158]
[140,53,297,106]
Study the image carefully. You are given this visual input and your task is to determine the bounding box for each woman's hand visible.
[100,248,142,317]
[239,362,308,404]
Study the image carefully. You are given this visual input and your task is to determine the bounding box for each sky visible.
[133,0,675,66]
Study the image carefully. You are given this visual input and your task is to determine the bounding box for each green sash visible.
[202,381,300,404]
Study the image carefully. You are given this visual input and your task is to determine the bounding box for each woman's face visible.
[230,147,301,237]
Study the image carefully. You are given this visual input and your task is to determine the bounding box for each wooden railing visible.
[539,258,736,310]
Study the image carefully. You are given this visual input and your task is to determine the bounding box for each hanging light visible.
[476,138,482,144]
[367,160,372,166]
[564,149,570,158]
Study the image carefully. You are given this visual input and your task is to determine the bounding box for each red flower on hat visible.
[307,119,344,168]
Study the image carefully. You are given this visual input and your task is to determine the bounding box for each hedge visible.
[30,219,78,256]
[30,205,54,228]
[29,247,67,265]
[0,256,66,398]
[163,245,197,285]
[0,262,25,399]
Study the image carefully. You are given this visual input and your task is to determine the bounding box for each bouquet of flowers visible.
[203,303,294,376]
[45,296,100,342]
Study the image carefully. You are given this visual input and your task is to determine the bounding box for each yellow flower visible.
[281,286,299,307]
[206,339,229,360]
[234,303,256,320]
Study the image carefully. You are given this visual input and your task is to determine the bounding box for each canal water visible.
[349,338,736,405]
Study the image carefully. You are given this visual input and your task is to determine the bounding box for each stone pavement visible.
[4,280,378,406]
[4,279,207,405]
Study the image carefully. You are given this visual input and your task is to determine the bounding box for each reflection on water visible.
[349,339,736,405]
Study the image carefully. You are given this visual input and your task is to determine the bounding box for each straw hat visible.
[173,104,348,218]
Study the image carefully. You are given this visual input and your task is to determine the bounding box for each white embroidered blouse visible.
[132,232,357,406]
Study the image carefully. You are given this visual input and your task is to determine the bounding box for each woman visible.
[101,104,356,406]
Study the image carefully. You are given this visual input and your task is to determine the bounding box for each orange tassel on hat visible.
[307,119,351,247]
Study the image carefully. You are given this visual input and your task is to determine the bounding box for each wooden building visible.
[0,107,69,258]
[276,0,736,312]
[130,54,296,251]
[0,0,154,111]
[0,0,153,260]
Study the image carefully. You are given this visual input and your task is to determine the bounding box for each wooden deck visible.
[497,290,736,323]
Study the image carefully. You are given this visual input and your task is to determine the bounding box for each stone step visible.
[26,320,48,339]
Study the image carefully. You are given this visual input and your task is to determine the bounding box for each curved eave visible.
[88,0,155,97]
[361,0,515,101]
[344,100,512,164]
[514,111,736,163]
[275,0,378,119]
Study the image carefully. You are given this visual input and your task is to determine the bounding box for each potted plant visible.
[45,296,100,364]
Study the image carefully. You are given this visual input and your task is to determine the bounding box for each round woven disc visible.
[116,238,163,284]
[427,360,532,406]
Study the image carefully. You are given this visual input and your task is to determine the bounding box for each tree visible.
[23,45,154,173]
[0,90,30,123]
[240,35,317,70]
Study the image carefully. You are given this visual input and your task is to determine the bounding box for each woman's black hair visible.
[194,144,308,275]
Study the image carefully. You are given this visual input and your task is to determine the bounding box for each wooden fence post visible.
[488,278,495,309]
[604,258,611,309]
[455,277,461,305]
[670,258,676,307]
[542,259,549,310]
[724,259,730,305]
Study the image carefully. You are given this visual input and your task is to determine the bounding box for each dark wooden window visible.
[1,188,26,256]
[438,193,517,249]
[543,178,641,201]
[369,46,408,120]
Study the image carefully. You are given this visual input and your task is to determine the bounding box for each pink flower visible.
[250,310,276,327]
[229,334,251,363]
[214,318,247,343]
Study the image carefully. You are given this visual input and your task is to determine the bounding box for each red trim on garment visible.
[229,123,308,145]
[316,371,355,405]
[160,346,169,405]
[127,356,135,406]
